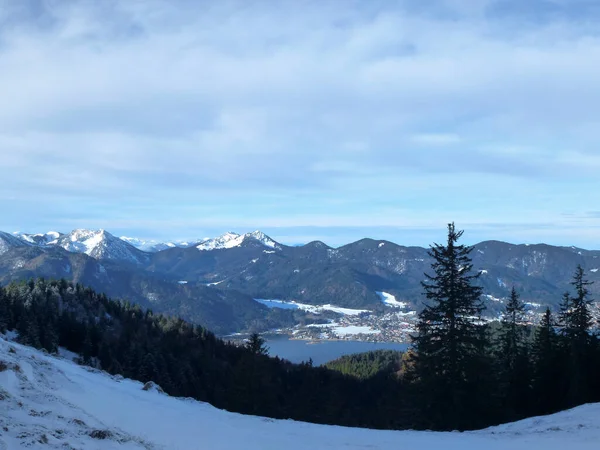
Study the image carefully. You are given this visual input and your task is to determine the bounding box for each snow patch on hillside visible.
[254,299,369,316]
[376,291,408,308]
[13,231,61,245]
[485,294,504,303]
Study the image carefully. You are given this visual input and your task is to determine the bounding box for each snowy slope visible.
[1,335,599,450]
[13,231,62,246]
[254,298,369,315]
[197,230,281,251]
[51,229,149,264]
[120,237,199,253]
[376,291,409,308]
[0,231,31,255]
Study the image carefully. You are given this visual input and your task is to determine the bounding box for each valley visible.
[2,229,600,339]
[2,333,599,449]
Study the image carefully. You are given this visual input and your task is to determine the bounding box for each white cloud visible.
[1,1,600,246]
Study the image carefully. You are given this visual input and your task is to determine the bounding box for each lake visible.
[264,335,409,366]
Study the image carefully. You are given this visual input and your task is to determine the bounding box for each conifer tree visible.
[496,287,530,418]
[246,333,269,356]
[558,265,594,407]
[411,223,490,430]
[531,308,560,413]
[0,288,8,333]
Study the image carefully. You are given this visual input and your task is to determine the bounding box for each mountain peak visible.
[196,230,281,251]
[245,230,280,249]
[51,229,149,264]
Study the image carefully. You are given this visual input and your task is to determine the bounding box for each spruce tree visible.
[0,288,8,333]
[531,308,560,414]
[558,265,594,407]
[411,223,490,430]
[495,287,530,418]
[246,332,269,356]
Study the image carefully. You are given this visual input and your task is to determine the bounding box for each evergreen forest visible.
[1,223,599,431]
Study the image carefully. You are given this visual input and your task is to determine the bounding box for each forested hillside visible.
[3,229,600,334]
[1,261,600,431]
[325,350,405,379]
[0,278,411,430]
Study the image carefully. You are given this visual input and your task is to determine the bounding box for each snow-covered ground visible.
[254,299,369,315]
[1,334,599,450]
[376,291,408,308]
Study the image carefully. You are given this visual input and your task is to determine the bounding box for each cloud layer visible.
[1,0,599,246]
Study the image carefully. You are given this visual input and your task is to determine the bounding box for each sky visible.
[1,0,600,248]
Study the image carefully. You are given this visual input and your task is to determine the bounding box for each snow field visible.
[2,334,600,449]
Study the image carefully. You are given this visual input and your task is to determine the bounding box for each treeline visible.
[1,222,599,432]
[408,223,600,430]
[0,278,411,430]
[325,349,405,379]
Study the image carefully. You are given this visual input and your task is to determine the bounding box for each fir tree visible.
[495,287,530,418]
[411,223,490,430]
[531,308,560,414]
[139,352,158,382]
[558,265,594,407]
[0,288,8,333]
[246,333,269,356]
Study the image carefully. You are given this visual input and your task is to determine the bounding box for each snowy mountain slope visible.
[1,335,599,450]
[120,237,199,253]
[197,230,281,251]
[0,231,31,256]
[12,231,62,246]
[4,228,600,324]
[52,229,150,265]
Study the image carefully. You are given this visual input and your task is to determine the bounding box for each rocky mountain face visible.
[2,228,599,332]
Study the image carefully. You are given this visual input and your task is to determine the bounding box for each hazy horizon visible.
[8,224,600,250]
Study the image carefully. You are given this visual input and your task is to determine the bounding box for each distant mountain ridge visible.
[2,227,599,332]
[120,236,199,253]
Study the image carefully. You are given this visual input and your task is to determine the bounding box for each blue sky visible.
[1,0,600,248]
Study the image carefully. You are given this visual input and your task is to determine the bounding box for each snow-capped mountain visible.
[197,230,281,251]
[120,236,199,253]
[0,231,31,255]
[52,229,150,264]
[1,333,599,449]
[12,231,62,246]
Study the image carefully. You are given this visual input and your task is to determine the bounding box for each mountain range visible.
[1,228,599,333]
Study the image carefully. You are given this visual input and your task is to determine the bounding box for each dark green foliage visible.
[245,333,269,355]
[0,278,413,430]
[531,308,562,414]
[0,288,8,333]
[410,223,492,430]
[1,257,599,432]
[325,350,403,379]
[494,287,531,419]
[558,265,595,407]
